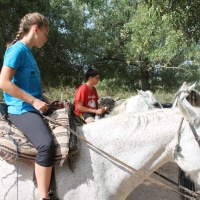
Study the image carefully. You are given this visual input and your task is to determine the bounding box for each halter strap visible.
[140,93,163,109]
[189,123,200,147]
[140,94,154,109]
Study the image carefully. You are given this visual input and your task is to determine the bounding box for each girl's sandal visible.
[48,190,60,200]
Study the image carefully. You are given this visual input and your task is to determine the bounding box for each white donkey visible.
[1,97,200,200]
[109,90,163,116]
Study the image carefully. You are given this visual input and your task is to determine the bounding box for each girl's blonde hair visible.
[7,12,49,48]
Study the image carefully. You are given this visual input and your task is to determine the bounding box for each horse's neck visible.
[79,110,180,173]
[75,111,181,199]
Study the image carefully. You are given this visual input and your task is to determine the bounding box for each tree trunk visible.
[140,68,150,91]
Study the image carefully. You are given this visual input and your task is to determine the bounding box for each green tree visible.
[76,1,199,91]
[124,3,199,91]
[144,0,200,42]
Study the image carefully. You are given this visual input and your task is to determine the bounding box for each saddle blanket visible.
[0,108,70,166]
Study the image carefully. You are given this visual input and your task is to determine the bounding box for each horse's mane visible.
[109,90,161,116]
[109,100,127,116]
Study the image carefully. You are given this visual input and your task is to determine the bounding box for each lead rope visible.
[43,115,199,200]
[173,117,184,160]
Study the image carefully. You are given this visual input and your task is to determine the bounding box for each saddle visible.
[0,101,81,166]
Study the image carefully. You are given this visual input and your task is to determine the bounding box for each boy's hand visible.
[96,107,109,115]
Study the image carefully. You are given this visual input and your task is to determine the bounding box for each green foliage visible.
[0,0,50,64]
[154,90,174,104]
[144,0,200,42]
[123,3,199,91]
[0,0,199,93]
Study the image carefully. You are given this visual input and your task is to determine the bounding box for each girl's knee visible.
[36,141,55,166]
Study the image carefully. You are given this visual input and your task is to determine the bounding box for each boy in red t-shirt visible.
[74,68,109,123]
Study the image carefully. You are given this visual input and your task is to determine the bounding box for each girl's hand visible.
[32,99,49,114]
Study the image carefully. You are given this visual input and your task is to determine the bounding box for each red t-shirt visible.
[74,83,99,116]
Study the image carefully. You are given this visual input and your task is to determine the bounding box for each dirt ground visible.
[126,162,181,200]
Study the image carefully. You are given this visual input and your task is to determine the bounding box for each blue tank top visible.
[3,41,42,114]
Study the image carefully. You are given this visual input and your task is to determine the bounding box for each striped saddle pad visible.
[0,107,74,166]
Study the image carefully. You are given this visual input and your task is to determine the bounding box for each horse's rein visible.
[42,114,199,200]
[189,122,200,148]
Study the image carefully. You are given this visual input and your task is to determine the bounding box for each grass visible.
[0,86,175,104]
[43,85,140,102]
[43,86,76,102]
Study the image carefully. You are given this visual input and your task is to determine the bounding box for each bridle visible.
[174,91,200,155]
[172,116,200,199]
[174,116,200,159]
[139,93,163,110]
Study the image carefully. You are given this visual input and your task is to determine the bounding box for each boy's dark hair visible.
[85,68,100,80]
